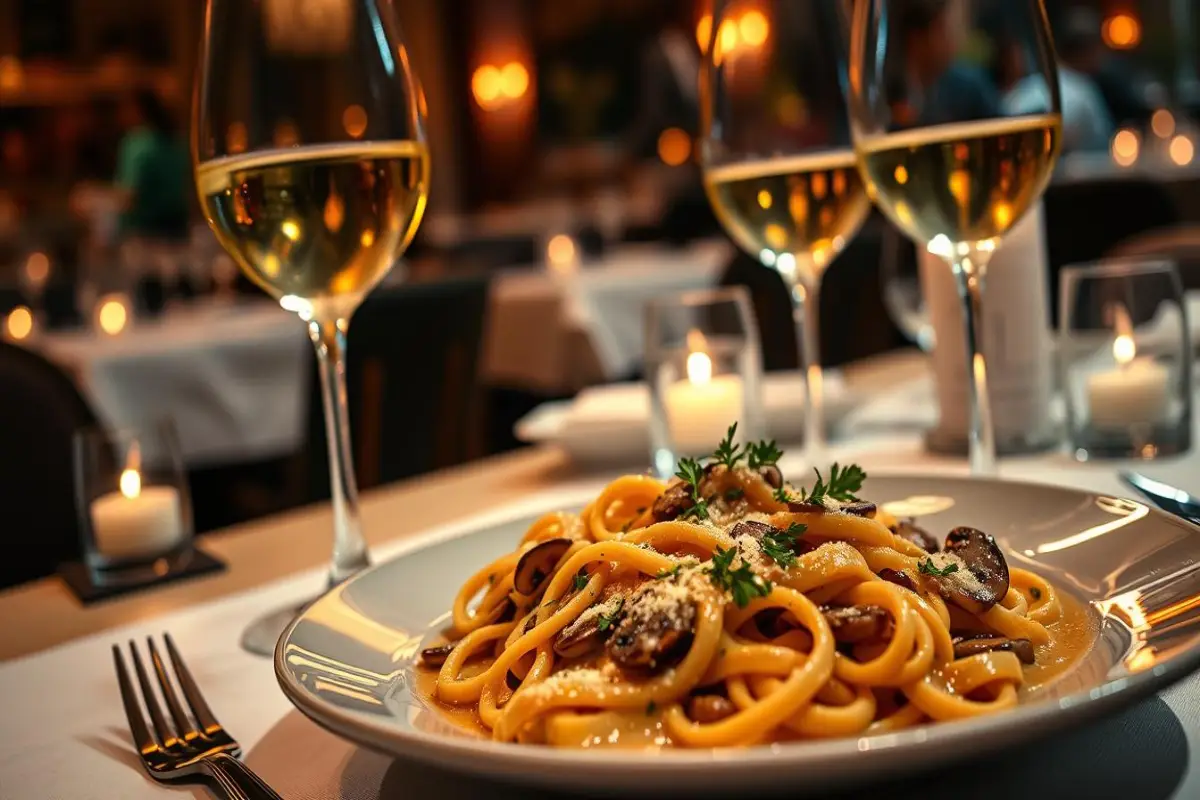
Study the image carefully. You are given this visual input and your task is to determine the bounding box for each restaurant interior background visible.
[0,0,1198,590]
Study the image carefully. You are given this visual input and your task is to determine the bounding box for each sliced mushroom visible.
[480,597,517,625]
[931,527,1010,614]
[953,635,1035,665]
[729,520,777,541]
[893,519,939,553]
[513,538,572,595]
[787,500,826,514]
[820,604,893,645]
[418,643,455,667]
[650,481,696,522]
[607,583,696,673]
[841,501,877,517]
[758,465,783,489]
[877,567,916,592]
[553,615,607,659]
[687,694,736,723]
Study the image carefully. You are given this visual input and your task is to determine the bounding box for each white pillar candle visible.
[91,469,184,561]
[664,351,744,455]
[1086,332,1170,429]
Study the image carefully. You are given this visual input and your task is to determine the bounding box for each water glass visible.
[74,420,194,584]
[1059,260,1192,460]
[645,287,764,478]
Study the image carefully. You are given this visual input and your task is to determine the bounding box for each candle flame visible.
[686,350,713,386]
[1113,333,1136,366]
[119,468,141,499]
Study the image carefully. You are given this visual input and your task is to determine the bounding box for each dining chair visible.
[0,341,97,588]
[305,274,492,499]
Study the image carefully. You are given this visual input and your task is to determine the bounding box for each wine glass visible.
[846,0,1061,474]
[194,0,429,654]
[700,0,871,466]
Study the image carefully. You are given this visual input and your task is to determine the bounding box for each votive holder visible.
[74,420,195,585]
[644,287,764,478]
[1059,260,1192,460]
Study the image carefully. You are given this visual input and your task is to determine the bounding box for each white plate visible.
[515,372,858,467]
[276,475,1200,795]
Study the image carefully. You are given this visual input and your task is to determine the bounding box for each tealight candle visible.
[91,467,184,561]
[1086,333,1169,429]
[665,350,744,454]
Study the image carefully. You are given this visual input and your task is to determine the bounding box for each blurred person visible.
[1057,7,1150,127]
[894,0,1002,126]
[1000,26,1113,153]
[113,88,189,241]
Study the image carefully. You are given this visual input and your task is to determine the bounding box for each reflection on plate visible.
[276,475,1200,795]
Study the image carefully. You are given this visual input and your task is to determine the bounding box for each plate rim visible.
[274,473,1200,779]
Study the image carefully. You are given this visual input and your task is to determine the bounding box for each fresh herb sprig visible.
[675,457,710,520]
[772,485,794,504]
[708,547,772,607]
[571,572,589,593]
[746,439,783,470]
[760,523,807,569]
[795,463,866,505]
[918,558,959,578]
[656,564,682,580]
[712,423,744,470]
[596,597,625,632]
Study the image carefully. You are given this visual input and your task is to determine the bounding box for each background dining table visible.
[2,348,1199,799]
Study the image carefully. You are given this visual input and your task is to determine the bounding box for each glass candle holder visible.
[1059,260,1192,460]
[645,287,764,478]
[74,420,194,585]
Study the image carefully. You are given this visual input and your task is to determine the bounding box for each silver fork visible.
[112,633,283,799]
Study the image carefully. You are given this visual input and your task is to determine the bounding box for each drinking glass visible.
[699,0,870,467]
[1059,260,1192,460]
[846,0,1062,474]
[644,287,765,478]
[194,0,430,654]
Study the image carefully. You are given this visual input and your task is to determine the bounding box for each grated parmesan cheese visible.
[926,551,987,595]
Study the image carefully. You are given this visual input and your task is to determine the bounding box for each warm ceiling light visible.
[342,104,368,139]
[739,10,769,47]
[5,306,32,340]
[500,62,529,98]
[1151,109,1175,138]
[1102,13,1141,50]
[1169,135,1194,166]
[472,65,503,109]
[657,128,692,166]
[1111,128,1139,166]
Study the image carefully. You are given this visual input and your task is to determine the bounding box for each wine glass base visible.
[240,602,308,656]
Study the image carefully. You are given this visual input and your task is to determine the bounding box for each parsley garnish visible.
[596,598,625,632]
[746,439,783,470]
[795,463,866,505]
[675,457,710,520]
[761,523,807,569]
[1030,587,1042,601]
[707,547,772,608]
[724,487,745,502]
[772,485,793,504]
[571,572,589,593]
[712,423,744,469]
[646,700,657,715]
[656,564,682,580]
[918,558,959,578]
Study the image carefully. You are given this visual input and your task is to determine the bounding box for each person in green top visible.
[114,89,190,241]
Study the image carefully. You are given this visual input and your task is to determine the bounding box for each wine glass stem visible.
[950,255,996,475]
[308,318,370,586]
[793,276,825,465]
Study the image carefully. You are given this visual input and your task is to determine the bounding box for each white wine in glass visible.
[194,0,429,654]
[847,0,1062,474]
[700,0,869,466]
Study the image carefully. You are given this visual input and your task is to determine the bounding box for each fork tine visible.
[128,640,181,750]
[112,644,157,757]
[148,637,197,742]
[163,633,221,737]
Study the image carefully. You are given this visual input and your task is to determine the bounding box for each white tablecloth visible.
[33,301,311,466]
[3,372,1200,799]
[482,240,732,392]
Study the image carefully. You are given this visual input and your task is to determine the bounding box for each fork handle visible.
[204,753,284,800]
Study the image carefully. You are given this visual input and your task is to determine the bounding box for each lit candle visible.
[90,464,184,561]
[1086,324,1169,429]
[664,348,744,455]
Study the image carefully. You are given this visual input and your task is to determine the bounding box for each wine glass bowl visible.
[700,0,869,465]
[193,0,429,654]
[846,0,1062,473]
